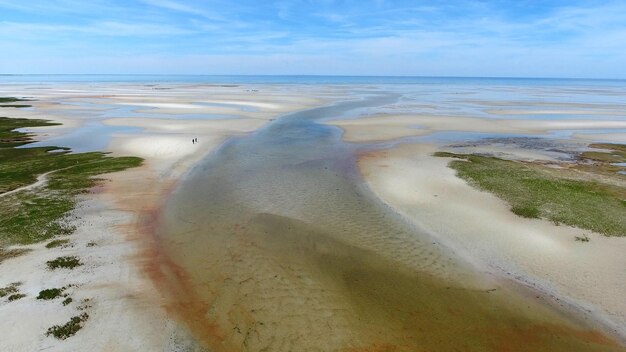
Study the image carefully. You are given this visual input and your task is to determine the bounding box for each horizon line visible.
[2,73,626,81]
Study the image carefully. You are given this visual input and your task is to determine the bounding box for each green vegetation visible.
[0,282,21,297]
[0,116,142,246]
[0,116,58,148]
[1,105,32,108]
[46,313,89,340]
[45,239,70,248]
[7,293,26,301]
[0,97,30,103]
[0,97,32,108]
[581,143,626,163]
[1,282,25,301]
[0,248,31,263]
[576,143,626,177]
[62,297,72,306]
[46,256,82,270]
[37,287,66,300]
[435,151,626,236]
[511,205,540,219]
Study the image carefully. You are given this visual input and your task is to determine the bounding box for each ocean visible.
[1,74,626,87]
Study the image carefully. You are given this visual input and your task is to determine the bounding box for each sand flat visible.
[355,142,626,341]
[328,113,626,142]
[0,83,329,351]
[1,83,625,351]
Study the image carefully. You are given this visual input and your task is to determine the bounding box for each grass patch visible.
[575,235,590,242]
[2,282,25,301]
[582,143,626,163]
[7,293,26,301]
[0,282,21,297]
[45,239,70,248]
[46,313,89,340]
[511,205,540,219]
[0,116,58,148]
[62,297,72,306]
[0,116,142,246]
[0,97,30,103]
[46,256,81,270]
[576,143,626,177]
[436,152,626,236]
[0,248,31,263]
[0,104,32,108]
[37,287,66,300]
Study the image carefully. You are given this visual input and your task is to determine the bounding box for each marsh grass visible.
[0,97,30,103]
[0,104,32,108]
[37,287,66,300]
[46,313,89,340]
[436,151,626,236]
[511,205,540,218]
[582,144,626,163]
[0,116,142,246]
[0,248,31,263]
[46,256,82,270]
[1,282,25,302]
[575,143,626,178]
[45,239,70,249]
[7,293,26,301]
[0,98,31,108]
[0,282,21,297]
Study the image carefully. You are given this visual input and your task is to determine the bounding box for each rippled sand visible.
[156,95,624,351]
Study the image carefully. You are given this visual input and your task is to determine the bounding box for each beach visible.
[0,79,625,351]
[0,82,332,351]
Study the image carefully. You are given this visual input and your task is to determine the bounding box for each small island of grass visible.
[0,97,33,108]
[435,144,626,237]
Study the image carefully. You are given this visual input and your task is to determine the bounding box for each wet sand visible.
[156,94,625,351]
[0,83,330,351]
[328,113,626,142]
[2,82,625,351]
[358,144,626,340]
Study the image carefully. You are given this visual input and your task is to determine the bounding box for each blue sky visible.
[1,0,625,77]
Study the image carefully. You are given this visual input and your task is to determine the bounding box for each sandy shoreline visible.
[0,84,331,351]
[358,144,626,339]
[1,83,625,350]
[328,113,626,143]
[327,110,626,341]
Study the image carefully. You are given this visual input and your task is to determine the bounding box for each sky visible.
[1,0,625,78]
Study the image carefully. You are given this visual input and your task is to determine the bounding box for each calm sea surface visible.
[1,74,626,86]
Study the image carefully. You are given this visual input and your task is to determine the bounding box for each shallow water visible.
[18,121,141,153]
[158,91,624,351]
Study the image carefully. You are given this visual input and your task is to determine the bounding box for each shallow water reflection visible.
[158,92,624,351]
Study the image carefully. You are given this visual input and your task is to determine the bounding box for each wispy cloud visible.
[0,0,625,77]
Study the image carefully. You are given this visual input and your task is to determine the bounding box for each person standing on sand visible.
[192,138,195,144]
